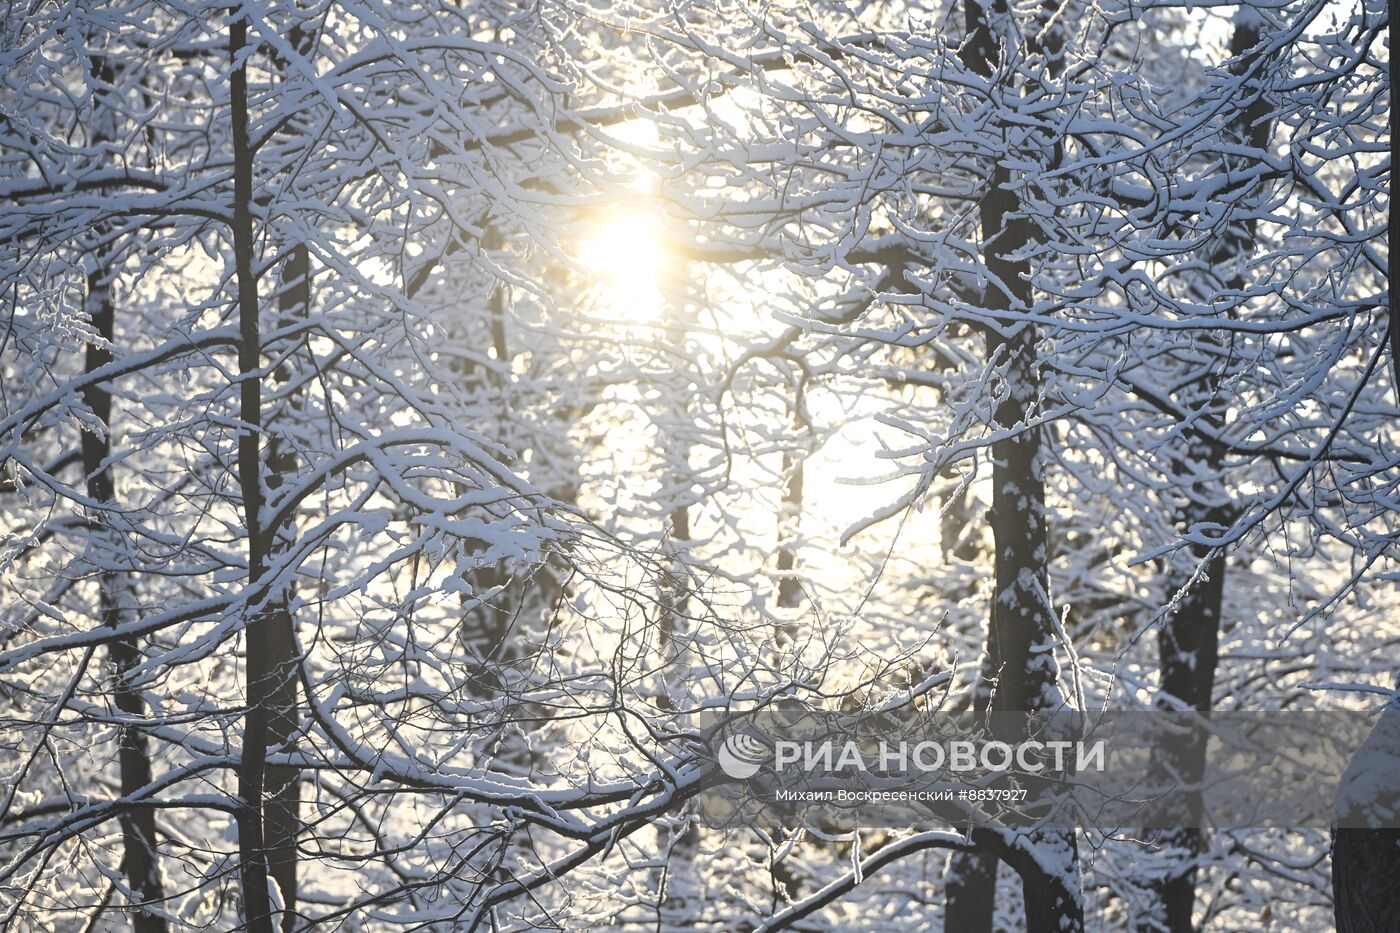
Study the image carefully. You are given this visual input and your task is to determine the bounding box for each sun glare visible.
[579,212,666,323]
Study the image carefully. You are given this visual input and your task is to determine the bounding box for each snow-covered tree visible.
[1,0,1393,930]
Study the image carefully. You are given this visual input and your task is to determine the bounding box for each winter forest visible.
[0,0,1394,929]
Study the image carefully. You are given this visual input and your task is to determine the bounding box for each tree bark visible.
[945,0,1084,928]
[258,20,318,921]
[86,252,171,933]
[260,233,307,933]
[80,53,169,933]
[1138,18,1271,932]
[228,12,287,932]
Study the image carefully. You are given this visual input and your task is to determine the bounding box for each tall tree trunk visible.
[86,246,171,933]
[1138,18,1272,932]
[942,432,996,929]
[946,0,1084,928]
[260,232,308,933]
[81,53,169,933]
[228,13,288,933]
[259,20,317,921]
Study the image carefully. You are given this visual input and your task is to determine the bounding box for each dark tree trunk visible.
[81,54,169,933]
[228,13,285,933]
[944,852,998,933]
[87,269,169,933]
[1138,19,1272,933]
[227,17,317,930]
[260,236,309,933]
[1140,540,1225,933]
[84,208,169,933]
[254,22,319,927]
[945,0,1083,928]
[257,25,317,922]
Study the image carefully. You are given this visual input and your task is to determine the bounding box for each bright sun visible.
[579,211,665,323]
